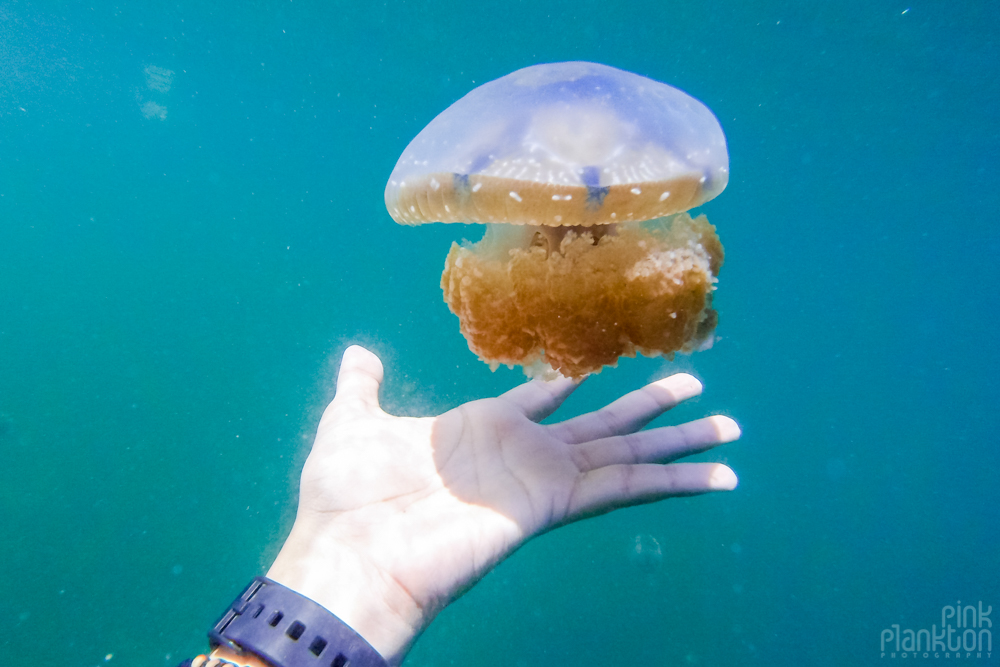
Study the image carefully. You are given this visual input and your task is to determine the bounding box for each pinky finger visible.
[563,463,738,524]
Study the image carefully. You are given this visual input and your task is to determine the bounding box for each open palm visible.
[268,345,740,664]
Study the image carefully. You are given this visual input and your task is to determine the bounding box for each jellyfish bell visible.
[385,61,729,378]
[385,61,728,225]
[629,534,664,573]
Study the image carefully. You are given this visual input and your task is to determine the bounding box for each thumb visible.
[332,345,385,414]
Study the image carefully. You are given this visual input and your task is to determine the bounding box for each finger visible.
[563,462,738,523]
[500,375,580,422]
[572,415,741,471]
[331,345,385,414]
[549,373,703,444]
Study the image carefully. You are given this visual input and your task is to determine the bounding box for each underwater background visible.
[1,0,998,665]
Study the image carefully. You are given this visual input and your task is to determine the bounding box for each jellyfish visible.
[629,534,664,573]
[385,62,729,378]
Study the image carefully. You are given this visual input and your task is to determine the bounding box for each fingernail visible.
[710,415,742,443]
[709,464,738,490]
[659,373,702,401]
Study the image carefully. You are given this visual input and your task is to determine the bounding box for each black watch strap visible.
[209,577,389,667]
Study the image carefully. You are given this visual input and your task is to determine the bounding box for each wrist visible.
[266,518,423,666]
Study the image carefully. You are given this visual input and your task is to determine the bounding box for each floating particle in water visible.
[139,65,173,120]
[141,101,167,121]
[144,65,174,93]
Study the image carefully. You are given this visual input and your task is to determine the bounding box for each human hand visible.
[267,345,740,665]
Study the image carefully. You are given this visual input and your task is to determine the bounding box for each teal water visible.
[2,1,998,665]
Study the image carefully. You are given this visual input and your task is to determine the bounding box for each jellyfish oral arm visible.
[442,213,724,378]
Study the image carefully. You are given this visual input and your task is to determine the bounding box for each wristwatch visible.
[201,577,389,667]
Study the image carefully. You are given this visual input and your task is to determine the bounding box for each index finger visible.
[500,375,580,422]
[548,373,703,444]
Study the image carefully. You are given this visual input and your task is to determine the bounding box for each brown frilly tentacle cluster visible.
[441,213,724,379]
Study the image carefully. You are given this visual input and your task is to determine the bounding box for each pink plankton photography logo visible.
[881,601,992,659]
